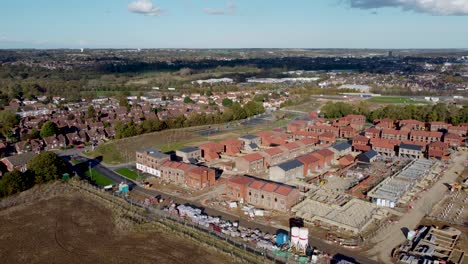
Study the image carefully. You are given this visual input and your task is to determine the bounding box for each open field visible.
[0,185,235,264]
[115,168,139,180]
[367,96,426,104]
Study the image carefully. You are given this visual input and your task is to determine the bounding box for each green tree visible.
[222,98,233,107]
[27,151,69,184]
[87,105,96,120]
[40,121,59,138]
[184,96,194,104]
[0,170,35,197]
[0,110,20,136]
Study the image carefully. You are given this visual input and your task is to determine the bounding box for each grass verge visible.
[115,168,139,180]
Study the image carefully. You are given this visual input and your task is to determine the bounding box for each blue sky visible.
[1,0,468,49]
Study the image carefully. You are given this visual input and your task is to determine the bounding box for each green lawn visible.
[367,96,424,104]
[115,168,139,180]
[84,168,114,186]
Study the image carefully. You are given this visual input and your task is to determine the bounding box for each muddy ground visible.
[0,191,234,264]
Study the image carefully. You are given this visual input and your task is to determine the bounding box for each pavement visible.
[65,153,379,264]
[365,151,468,264]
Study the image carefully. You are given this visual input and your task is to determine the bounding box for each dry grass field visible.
[0,184,234,264]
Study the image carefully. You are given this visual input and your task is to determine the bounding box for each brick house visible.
[160,161,191,185]
[375,118,395,129]
[185,166,216,189]
[295,138,317,154]
[279,142,302,159]
[226,175,254,201]
[175,147,201,163]
[296,154,321,176]
[292,131,320,141]
[352,136,371,152]
[0,152,36,172]
[398,143,424,159]
[235,153,265,174]
[429,121,449,132]
[365,127,381,139]
[443,133,462,149]
[343,114,366,130]
[339,126,359,139]
[311,149,334,168]
[43,135,67,150]
[370,138,396,157]
[448,126,468,137]
[318,132,337,145]
[269,159,304,182]
[338,154,355,167]
[399,119,425,131]
[199,142,224,161]
[220,138,243,156]
[136,148,171,177]
[287,120,308,133]
[409,131,442,144]
[427,141,450,160]
[381,129,409,141]
[238,176,300,212]
[260,147,285,167]
[262,134,289,147]
[308,125,339,137]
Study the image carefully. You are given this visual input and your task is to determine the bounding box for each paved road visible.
[67,154,379,264]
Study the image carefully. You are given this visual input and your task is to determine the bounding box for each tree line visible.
[114,101,265,139]
[0,152,70,198]
[321,101,468,125]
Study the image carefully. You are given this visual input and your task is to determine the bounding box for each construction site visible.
[292,190,390,236]
[367,159,438,208]
[395,226,465,264]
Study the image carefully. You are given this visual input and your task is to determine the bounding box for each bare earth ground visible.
[0,188,234,264]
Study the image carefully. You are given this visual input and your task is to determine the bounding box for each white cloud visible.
[348,0,468,15]
[128,0,161,16]
[204,2,236,15]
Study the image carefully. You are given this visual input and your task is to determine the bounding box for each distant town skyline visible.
[1,0,468,49]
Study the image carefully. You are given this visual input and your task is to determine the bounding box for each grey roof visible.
[332,142,352,151]
[400,143,423,151]
[177,146,199,153]
[2,152,36,167]
[364,150,378,159]
[239,134,259,140]
[187,158,198,164]
[249,143,259,149]
[358,150,378,162]
[144,148,169,159]
[276,159,303,171]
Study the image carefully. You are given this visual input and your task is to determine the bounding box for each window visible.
[249,191,251,196]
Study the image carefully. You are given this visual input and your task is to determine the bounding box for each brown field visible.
[0,191,234,264]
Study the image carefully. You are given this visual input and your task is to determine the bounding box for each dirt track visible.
[0,194,234,264]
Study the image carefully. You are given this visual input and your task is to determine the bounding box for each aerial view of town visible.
[1,1,468,264]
